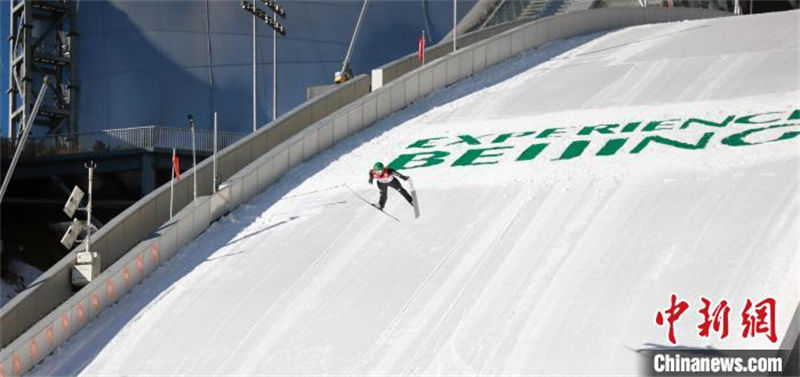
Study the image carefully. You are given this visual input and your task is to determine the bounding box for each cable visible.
[421,0,433,42]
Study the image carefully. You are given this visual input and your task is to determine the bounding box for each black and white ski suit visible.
[368,168,413,210]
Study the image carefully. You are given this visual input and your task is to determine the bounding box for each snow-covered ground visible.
[32,10,799,376]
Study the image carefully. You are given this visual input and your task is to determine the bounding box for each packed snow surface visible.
[33,10,799,376]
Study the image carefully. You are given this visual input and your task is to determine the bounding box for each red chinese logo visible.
[698,297,730,339]
[655,295,778,344]
[655,294,689,344]
[741,298,777,343]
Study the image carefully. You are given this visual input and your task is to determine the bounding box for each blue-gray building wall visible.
[70,0,473,134]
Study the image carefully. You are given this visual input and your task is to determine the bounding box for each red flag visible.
[172,150,181,183]
[418,34,426,63]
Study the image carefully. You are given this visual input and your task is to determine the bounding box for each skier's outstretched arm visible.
[368,171,374,185]
[389,169,409,180]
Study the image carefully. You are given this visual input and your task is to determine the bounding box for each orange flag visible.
[172,149,181,183]
[418,33,426,63]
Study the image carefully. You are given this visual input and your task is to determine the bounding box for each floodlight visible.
[259,0,286,18]
[60,218,84,250]
[242,0,286,35]
[267,17,286,36]
[63,185,85,218]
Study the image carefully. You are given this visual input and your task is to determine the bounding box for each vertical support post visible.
[1,0,4,251]
[273,12,277,121]
[170,148,175,219]
[19,1,33,139]
[189,116,197,202]
[252,3,257,133]
[68,1,79,135]
[452,0,457,52]
[84,161,95,255]
[6,0,10,139]
[213,112,218,193]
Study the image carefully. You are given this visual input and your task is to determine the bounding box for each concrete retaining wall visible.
[0,7,732,376]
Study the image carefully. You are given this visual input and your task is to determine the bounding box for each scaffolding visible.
[8,0,78,138]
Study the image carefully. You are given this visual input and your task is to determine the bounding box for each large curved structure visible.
[73,0,473,134]
[21,8,799,375]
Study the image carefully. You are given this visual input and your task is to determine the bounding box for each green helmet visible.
[373,162,384,170]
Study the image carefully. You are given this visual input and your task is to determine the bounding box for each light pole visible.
[213,112,218,193]
[84,161,96,255]
[188,114,197,202]
[273,12,278,121]
[453,0,457,52]
[170,148,176,218]
[252,4,257,133]
[242,0,286,127]
[61,161,100,287]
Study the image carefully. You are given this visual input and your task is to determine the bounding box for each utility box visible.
[76,250,94,264]
[71,252,101,287]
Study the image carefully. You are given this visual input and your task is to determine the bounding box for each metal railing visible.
[1,126,246,159]
[594,0,734,11]
[483,0,533,28]
[478,0,734,30]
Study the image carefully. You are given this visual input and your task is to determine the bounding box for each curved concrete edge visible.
[0,7,734,377]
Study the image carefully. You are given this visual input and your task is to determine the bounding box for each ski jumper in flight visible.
[368,162,414,210]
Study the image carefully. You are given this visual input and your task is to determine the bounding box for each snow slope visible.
[32,10,799,376]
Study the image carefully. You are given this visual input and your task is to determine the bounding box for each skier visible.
[368,162,414,210]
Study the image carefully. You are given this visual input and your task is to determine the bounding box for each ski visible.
[344,183,401,222]
[407,178,420,218]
